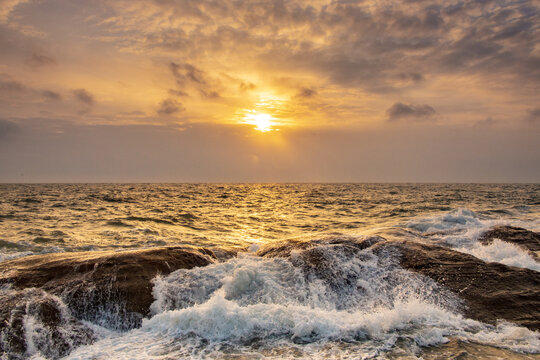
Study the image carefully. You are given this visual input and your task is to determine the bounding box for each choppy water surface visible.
[1,183,539,256]
[1,183,539,359]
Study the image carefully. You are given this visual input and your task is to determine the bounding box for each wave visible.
[63,239,539,359]
[1,205,539,359]
[403,208,540,271]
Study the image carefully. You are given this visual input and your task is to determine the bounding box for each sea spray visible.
[65,240,539,359]
[404,208,540,271]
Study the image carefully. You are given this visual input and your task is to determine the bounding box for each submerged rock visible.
[478,225,540,259]
[0,247,215,330]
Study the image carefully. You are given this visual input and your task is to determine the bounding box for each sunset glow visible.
[0,0,538,182]
[0,2,539,357]
[244,111,274,132]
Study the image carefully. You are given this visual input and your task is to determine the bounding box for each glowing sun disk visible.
[244,111,274,132]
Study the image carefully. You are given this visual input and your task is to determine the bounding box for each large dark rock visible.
[0,247,215,330]
[478,225,540,259]
[376,240,540,330]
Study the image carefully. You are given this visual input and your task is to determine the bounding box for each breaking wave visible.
[64,240,540,359]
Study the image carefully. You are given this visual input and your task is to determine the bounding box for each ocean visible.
[1,183,539,359]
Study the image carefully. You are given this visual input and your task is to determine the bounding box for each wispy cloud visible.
[0,118,20,140]
[527,108,540,123]
[157,98,184,115]
[72,88,94,106]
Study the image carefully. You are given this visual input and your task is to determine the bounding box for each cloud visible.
[475,117,497,127]
[27,53,56,67]
[41,90,61,100]
[1,119,538,182]
[157,98,184,115]
[396,73,423,83]
[527,108,540,123]
[168,89,189,97]
[296,87,317,98]
[169,62,221,98]
[0,0,29,23]
[386,102,437,121]
[72,88,94,105]
[0,75,60,102]
[1,0,539,135]
[0,76,27,93]
[0,119,20,140]
[239,81,256,91]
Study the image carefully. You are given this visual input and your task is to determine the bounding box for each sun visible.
[244,111,274,132]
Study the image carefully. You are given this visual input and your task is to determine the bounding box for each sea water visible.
[0,183,539,359]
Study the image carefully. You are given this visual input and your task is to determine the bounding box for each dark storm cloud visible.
[157,98,184,115]
[72,89,94,105]
[387,102,437,122]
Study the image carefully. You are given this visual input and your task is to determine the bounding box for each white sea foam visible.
[0,250,35,262]
[64,243,540,359]
[459,239,540,272]
[0,289,98,360]
[405,208,540,272]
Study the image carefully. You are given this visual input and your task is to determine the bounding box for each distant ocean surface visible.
[1,183,540,359]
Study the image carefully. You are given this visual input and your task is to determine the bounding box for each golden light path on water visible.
[1,184,540,359]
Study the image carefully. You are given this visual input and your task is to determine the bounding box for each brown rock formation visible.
[478,225,540,259]
[0,247,215,330]
[259,233,540,331]
[377,240,540,330]
[0,289,96,359]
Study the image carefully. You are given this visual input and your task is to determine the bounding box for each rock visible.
[0,289,96,359]
[0,247,215,330]
[478,226,540,259]
[421,338,538,359]
[258,236,540,331]
[256,235,383,258]
[377,240,540,330]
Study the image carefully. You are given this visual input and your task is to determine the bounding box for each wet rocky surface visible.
[0,247,216,330]
[260,228,540,331]
[0,289,96,359]
[379,240,540,330]
[479,225,540,259]
[1,226,539,359]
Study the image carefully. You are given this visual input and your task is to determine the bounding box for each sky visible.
[0,0,539,182]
